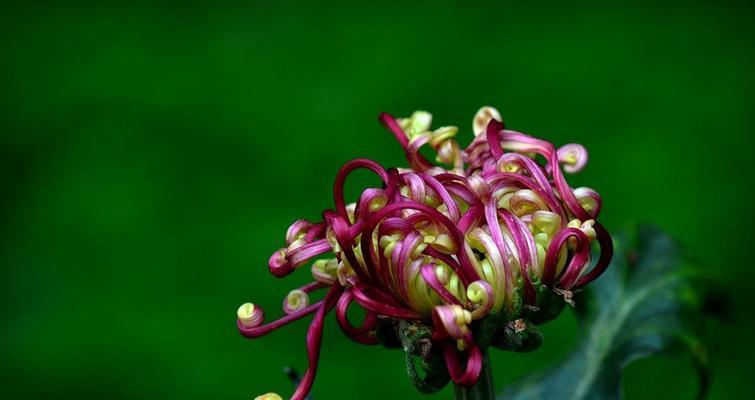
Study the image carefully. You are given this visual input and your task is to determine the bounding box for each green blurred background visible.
[1,1,752,398]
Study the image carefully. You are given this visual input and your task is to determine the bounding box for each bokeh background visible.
[1,1,753,399]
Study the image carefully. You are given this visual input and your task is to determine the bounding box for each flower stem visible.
[453,352,494,400]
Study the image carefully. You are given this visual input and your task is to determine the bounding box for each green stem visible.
[453,351,494,400]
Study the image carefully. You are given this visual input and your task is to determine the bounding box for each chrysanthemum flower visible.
[237,106,613,399]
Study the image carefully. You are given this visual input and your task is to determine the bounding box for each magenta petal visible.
[290,285,343,400]
[485,118,506,159]
[574,223,613,288]
[333,158,389,218]
[421,264,461,305]
[442,339,482,386]
[336,288,379,345]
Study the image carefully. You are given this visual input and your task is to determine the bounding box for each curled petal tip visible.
[336,260,355,286]
[285,220,312,246]
[580,219,597,241]
[430,233,457,254]
[399,110,433,136]
[268,248,291,277]
[430,125,458,148]
[467,174,492,201]
[509,189,547,217]
[238,303,264,328]
[466,280,494,319]
[532,211,562,236]
[311,258,338,285]
[255,393,282,400]
[432,304,472,341]
[573,187,602,218]
[377,111,392,123]
[473,106,502,136]
[557,143,588,173]
[283,289,310,314]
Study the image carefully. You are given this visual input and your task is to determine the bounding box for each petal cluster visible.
[237,107,612,399]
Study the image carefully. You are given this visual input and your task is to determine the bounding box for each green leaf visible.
[500,226,710,400]
[397,320,450,394]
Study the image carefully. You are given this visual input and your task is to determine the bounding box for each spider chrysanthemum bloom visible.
[237,107,613,399]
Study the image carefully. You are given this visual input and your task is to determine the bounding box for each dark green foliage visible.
[1,2,750,398]
[522,285,568,325]
[398,320,451,394]
[491,320,543,354]
[500,227,709,400]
